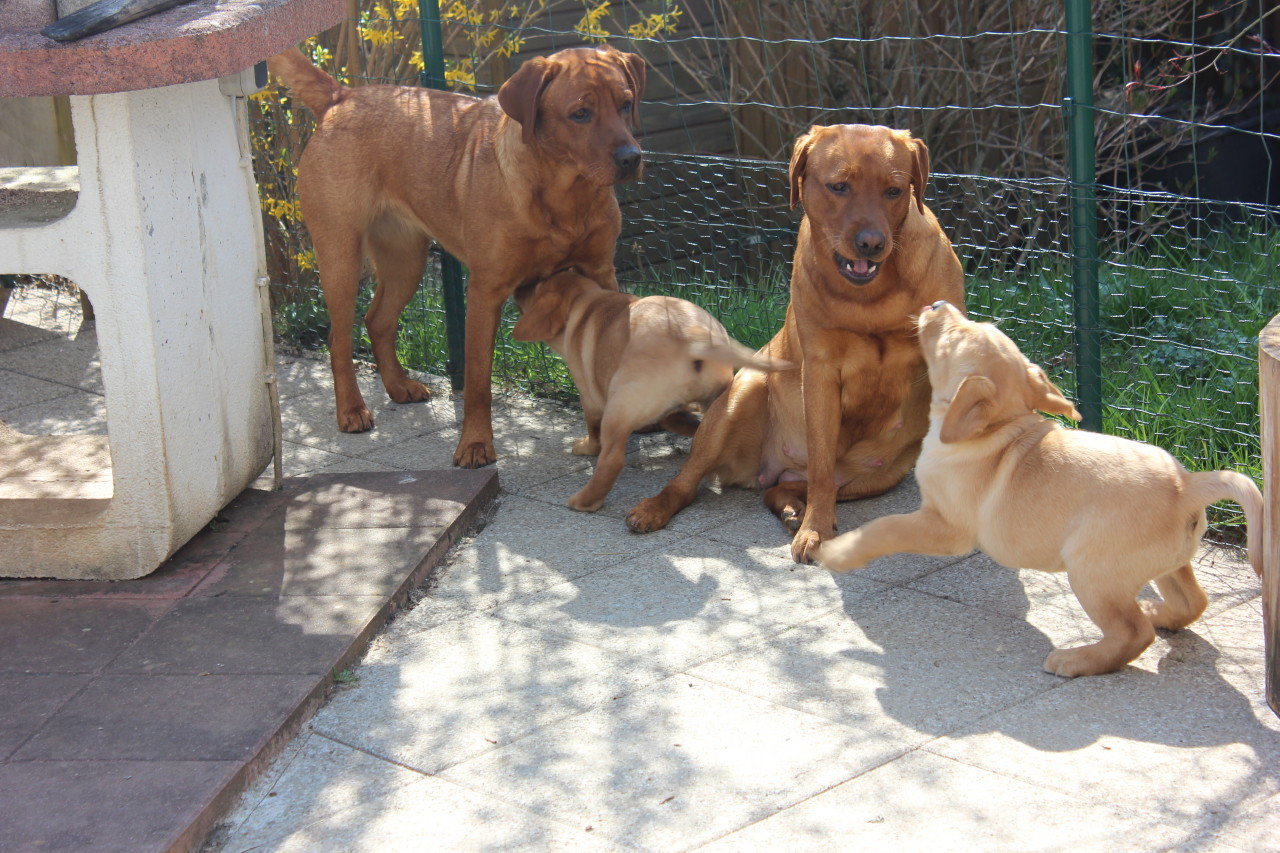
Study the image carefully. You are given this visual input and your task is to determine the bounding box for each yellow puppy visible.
[817,300,1263,677]
[514,270,788,512]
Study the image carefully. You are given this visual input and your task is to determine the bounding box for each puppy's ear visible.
[511,291,566,342]
[909,136,929,215]
[940,375,997,443]
[1026,365,1082,421]
[788,127,819,210]
[499,57,557,145]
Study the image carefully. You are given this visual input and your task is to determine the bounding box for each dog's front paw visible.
[337,405,375,433]
[790,528,825,564]
[453,440,497,469]
[388,378,432,404]
[626,498,672,533]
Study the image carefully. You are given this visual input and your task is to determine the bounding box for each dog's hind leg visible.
[366,223,432,406]
[763,481,809,534]
[315,229,376,432]
[569,408,635,512]
[1044,570,1155,677]
[1142,564,1209,630]
[625,371,766,533]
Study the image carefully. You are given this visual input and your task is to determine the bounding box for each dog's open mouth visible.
[835,251,880,285]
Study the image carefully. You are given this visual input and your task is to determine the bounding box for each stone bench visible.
[0,0,343,579]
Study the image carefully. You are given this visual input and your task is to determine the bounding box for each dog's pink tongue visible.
[853,259,871,275]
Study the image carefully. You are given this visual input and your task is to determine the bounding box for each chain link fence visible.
[247,0,1279,533]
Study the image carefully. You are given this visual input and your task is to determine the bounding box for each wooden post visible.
[1260,313,1280,717]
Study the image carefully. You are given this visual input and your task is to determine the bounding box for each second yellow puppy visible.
[514,270,788,512]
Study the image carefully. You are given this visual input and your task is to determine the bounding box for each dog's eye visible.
[826,182,849,195]
[885,186,903,199]
[570,107,592,123]
[620,100,633,115]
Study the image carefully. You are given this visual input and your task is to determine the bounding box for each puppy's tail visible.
[688,334,793,374]
[1187,470,1264,577]
[268,47,344,119]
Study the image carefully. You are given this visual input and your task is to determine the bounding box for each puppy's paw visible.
[626,499,671,534]
[453,440,497,469]
[814,532,868,573]
[1042,646,1126,678]
[337,405,375,433]
[568,491,604,513]
[388,379,432,404]
[572,436,601,456]
[790,528,824,564]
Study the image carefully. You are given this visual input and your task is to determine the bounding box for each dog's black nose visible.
[614,145,642,174]
[855,229,885,258]
[930,300,949,310]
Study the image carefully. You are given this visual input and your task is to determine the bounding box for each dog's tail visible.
[267,47,345,120]
[1187,470,1264,577]
[688,333,792,374]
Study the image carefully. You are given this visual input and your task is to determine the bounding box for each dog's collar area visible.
[834,251,880,285]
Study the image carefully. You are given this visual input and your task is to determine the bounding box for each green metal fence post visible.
[1065,0,1102,431]
[418,0,467,391]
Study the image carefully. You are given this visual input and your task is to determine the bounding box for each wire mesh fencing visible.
[247,0,1280,534]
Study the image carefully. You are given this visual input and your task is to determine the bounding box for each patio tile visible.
[0,673,88,759]
[401,492,696,623]
[439,674,896,852]
[689,584,1063,738]
[107,595,385,675]
[0,759,241,853]
[221,764,617,853]
[489,538,881,677]
[14,674,317,761]
[311,613,668,774]
[700,749,1191,853]
[0,598,167,674]
[924,599,1280,825]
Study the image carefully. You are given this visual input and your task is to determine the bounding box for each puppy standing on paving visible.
[512,270,789,512]
[626,124,965,563]
[817,300,1264,677]
[267,45,646,468]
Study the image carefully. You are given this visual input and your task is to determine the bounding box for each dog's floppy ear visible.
[512,291,567,342]
[940,375,997,443]
[909,136,929,215]
[788,127,819,210]
[499,56,557,145]
[1026,364,1082,421]
[611,47,646,129]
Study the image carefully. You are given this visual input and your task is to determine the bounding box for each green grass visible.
[273,226,1278,532]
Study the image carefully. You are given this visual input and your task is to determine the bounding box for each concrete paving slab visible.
[688,584,1063,737]
[408,493,698,620]
[0,759,243,853]
[0,368,78,412]
[1,327,101,391]
[699,749,1193,853]
[438,673,902,851]
[219,753,616,853]
[924,598,1280,828]
[0,314,65,350]
[488,538,881,674]
[0,386,107,434]
[310,612,670,774]
[209,730,427,852]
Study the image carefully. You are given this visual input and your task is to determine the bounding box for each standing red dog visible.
[268,45,645,467]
